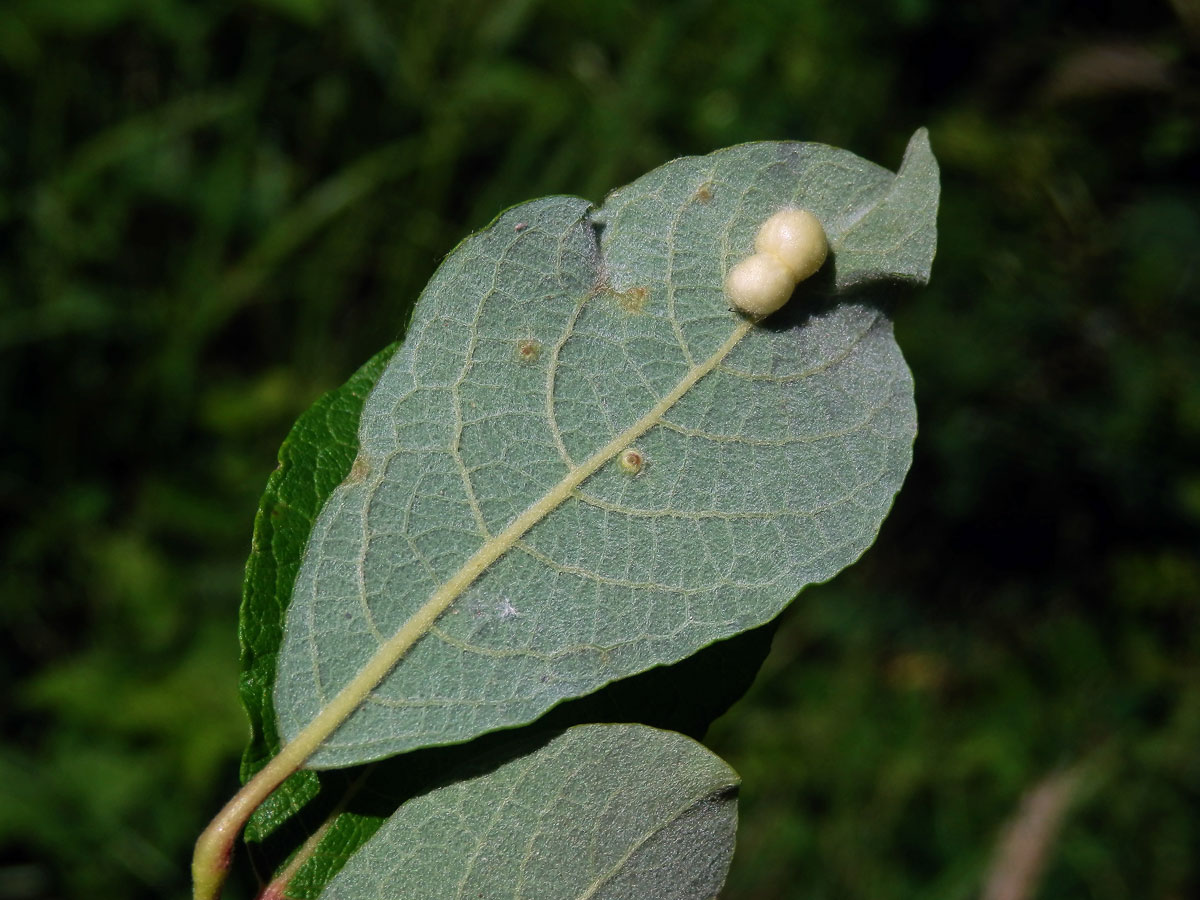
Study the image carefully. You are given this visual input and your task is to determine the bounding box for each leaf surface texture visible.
[272,131,939,767]
[319,725,738,900]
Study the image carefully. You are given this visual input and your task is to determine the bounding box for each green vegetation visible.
[1,3,1196,899]
[201,132,936,900]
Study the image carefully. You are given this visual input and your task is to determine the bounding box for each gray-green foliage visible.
[274,131,938,768]
[243,130,937,899]
[322,725,738,900]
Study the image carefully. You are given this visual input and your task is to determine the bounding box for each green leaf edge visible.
[238,343,397,839]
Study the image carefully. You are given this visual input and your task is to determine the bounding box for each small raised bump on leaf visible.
[694,182,714,204]
[619,448,645,475]
[515,338,542,363]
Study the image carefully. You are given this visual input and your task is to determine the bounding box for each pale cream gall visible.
[724,253,795,317]
[725,207,829,317]
[754,208,828,282]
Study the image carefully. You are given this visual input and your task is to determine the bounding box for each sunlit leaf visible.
[272,130,938,767]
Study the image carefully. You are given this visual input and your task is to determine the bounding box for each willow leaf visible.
[318,724,738,900]
[274,129,938,768]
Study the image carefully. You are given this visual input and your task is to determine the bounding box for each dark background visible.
[1,1,1197,898]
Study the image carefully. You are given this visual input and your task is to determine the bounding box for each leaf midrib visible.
[289,315,756,765]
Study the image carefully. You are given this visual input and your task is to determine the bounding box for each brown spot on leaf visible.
[614,286,649,314]
[619,447,645,475]
[516,338,542,362]
[346,455,370,484]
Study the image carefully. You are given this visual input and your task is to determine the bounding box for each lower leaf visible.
[317,724,738,900]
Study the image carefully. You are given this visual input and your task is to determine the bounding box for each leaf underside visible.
[254,625,775,895]
[271,129,938,768]
[234,130,938,897]
[319,724,739,900]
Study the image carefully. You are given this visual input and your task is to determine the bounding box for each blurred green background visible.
[1,1,1197,898]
